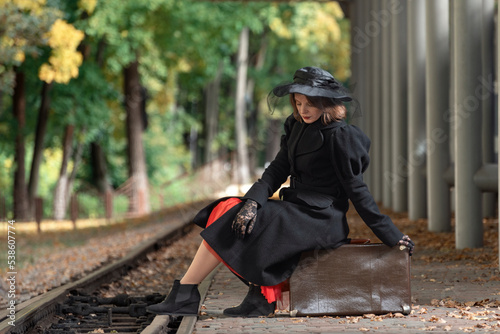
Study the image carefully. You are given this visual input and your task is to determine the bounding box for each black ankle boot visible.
[223,284,276,317]
[146,280,200,316]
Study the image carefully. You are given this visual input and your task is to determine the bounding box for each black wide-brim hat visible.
[272,66,353,101]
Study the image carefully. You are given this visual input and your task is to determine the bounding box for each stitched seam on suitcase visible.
[371,247,381,312]
[316,252,320,314]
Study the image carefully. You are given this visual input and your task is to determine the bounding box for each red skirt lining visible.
[203,198,283,303]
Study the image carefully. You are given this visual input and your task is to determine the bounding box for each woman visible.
[147,66,414,318]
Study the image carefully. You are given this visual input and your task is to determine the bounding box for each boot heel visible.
[223,285,276,318]
[147,280,201,316]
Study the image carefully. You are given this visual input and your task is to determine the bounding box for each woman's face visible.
[294,93,323,124]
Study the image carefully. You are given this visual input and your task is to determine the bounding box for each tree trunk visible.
[190,121,199,169]
[28,81,52,217]
[246,33,268,175]
[124,59,150,215]
[204,61,224,164]
[91,142,111,193]
[90,37,112,194]
[235,27,251,186]
[53,125,74,220]
[96,38,106,68]
[66,135,84,213]
[13,70,28,221]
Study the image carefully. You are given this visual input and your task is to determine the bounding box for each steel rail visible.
[0,202,205,334]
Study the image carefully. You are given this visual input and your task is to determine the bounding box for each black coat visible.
[194,114,404,286]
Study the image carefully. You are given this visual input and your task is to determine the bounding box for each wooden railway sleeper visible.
[58,302,149,317]
[66,292,164,306]
[68,293,132,306]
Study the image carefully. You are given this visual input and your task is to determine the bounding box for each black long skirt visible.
[193,196,350,286]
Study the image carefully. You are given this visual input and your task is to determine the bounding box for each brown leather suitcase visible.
[289,243,411,316]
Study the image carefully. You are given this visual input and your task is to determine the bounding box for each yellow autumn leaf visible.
[14,50,25,63]
[38,19,85,84]
[1,0,46,13]
[78,0,97,15]
[269,17,292,39]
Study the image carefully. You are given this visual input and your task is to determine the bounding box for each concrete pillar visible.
[350,0,369,132]
[351,0,371,187]
[390,0,408,212]
[381,0,393,208]
[497,0,500,269]
[371,0,383,202]
[426,0,451,232]
[448,1,456,214]
[452,0,483,249]
[356,2,369,134]
[481,0,496,218]
[407,0,427,220]
[349,0,362,128]
[362,1,374,191]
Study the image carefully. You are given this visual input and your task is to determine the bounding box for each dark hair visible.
[289,94,347,124]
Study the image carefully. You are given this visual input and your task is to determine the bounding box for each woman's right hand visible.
[231,199,258,239]
[397,235,414,256]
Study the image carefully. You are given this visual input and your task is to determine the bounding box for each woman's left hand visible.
[231,199,258,239]
[397,235,414,256]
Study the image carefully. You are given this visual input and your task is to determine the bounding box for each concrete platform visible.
[189,257,500,333]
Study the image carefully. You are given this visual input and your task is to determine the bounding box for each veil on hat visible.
[267,66,361,121]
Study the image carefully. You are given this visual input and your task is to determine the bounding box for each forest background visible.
[0,0,351,221]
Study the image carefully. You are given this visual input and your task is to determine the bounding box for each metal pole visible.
[497,0,500,268]
[371,0,383,202]
[381,0,392,208]
[357,0,368,133]
[362,1,374,191]
[426,0,451,232]
[363,1,374,190]
[481,0,495,218]
[474,164,499,192]
[452,0,483,249]
[350,0,361,128]
[390,0,408,212]
[448,0,456,214]
[407,0,427,220]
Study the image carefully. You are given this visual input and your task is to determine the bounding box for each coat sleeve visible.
[331,125,403,246]
[243,115,294,207]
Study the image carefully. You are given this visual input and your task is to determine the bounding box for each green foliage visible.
[76,192,105,219]
[49,62,118,135]
[84,0,173,72]
[144,109,192,187]
[0,1,62,93]
[0,151,13,215]
[0,0,352,219]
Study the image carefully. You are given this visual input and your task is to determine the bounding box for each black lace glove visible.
[397,235,414,256]
[231,199,258,239]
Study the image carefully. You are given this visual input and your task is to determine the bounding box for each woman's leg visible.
[147,241,216,315]
[147,198,239,315]
[180,241,221,284]
[180,197,242,285]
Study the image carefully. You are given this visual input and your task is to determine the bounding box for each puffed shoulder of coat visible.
[330,124,371,181]
[330,124,404,247]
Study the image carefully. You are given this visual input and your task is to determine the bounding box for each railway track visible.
[0,201,210,334]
